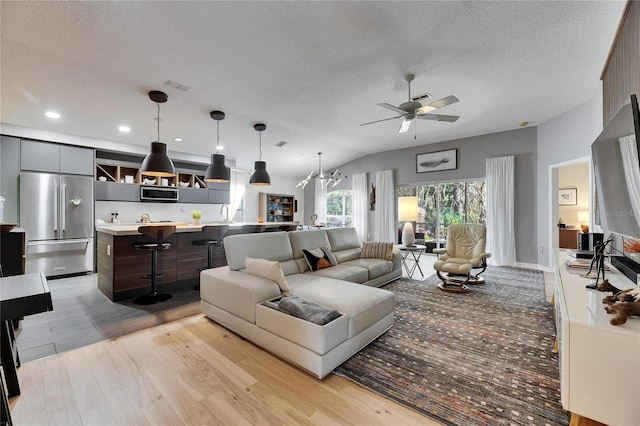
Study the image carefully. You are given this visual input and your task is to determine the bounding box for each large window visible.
[326,190,352,227]
[398,180,486,243]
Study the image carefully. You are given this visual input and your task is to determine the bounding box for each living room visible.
[2,1,639,426]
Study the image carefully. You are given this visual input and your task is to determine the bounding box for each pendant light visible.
[204,110,231,183]
[140,91,176,177]
[249,123,271,186]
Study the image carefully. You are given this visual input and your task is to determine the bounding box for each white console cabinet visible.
[554,252,639,426]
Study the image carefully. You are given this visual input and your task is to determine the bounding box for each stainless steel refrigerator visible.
[20,172,94,277]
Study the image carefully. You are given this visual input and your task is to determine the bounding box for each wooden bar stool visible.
[133,225,176,305]
[192,225,229,290]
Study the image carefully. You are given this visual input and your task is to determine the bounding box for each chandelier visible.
[296,152,341,189]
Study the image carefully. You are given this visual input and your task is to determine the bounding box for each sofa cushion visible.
[302,246,336,271]
[361,241,393,260]
[341,258,393,280]
[326,227,361,251]
[289,230,331,259]
[287,277,395,338]
[305,264,369,283]
[224,232,294,271]
[245,257,289,292]
[332,247,361,263]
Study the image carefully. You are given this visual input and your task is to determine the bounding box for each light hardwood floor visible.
[9,315,439,425]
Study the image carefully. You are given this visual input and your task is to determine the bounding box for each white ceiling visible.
[0,1,626,178]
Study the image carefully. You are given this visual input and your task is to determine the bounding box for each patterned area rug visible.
[334,266,568,426]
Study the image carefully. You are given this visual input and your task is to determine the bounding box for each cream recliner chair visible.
[433,223,491,293]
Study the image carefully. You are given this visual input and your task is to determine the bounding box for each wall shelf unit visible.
[259,193,295,222]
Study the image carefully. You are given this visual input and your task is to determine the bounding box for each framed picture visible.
[416,149,457,173]
[558,188,577,205]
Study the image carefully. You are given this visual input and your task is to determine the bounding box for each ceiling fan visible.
[361,74,460,133]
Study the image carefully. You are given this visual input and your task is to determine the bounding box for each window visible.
[326,190,352,227]
[397,180,486,244]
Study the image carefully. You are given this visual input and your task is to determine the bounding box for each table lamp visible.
[398,196,418,247]
[578,210,589,233]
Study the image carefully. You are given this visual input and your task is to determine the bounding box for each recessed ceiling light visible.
[217,145,224,150]
[173,137,183,142]
[45,111,61,119]
[118,125,131,133]
[519,121,529,127]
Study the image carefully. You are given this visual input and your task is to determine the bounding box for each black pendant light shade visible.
[205,110,231,183]
[250,123,271,186]
[141,141,176,177]
[140,91,176,177]
[205,153,231,183]
[250,160,271,186]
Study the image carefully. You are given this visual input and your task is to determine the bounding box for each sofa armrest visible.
[200,267,282,324]
[391,249,402,271]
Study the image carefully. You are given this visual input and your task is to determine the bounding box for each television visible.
[591,94,640,237]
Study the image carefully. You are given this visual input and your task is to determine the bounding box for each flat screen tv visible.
[591,94,640,237]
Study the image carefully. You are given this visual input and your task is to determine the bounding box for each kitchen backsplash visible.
[95,201,237,224]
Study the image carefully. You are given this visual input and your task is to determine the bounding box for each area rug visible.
[334,266,568,426]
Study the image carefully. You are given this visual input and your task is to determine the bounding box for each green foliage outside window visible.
[326,190,352,227]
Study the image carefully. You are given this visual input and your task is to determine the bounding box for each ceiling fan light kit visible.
[140,90,176,177]
[249,123,271,186]
[205,110,231,183]
[296,152,341,190]
[360,73,460,134]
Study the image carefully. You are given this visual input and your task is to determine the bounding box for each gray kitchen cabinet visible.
[21,140,94,175]
[209,189,230,204]
[95,182,139,202]
[179,188,209,203]
[1,136,21,223]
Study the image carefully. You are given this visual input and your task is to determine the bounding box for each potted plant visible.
[192,209,202,225]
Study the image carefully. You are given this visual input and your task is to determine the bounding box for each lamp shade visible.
[250,161,271,186]
[140,142,176,177]
[578,211,589,223]
[205,153,230,183]
[398,196,418,221]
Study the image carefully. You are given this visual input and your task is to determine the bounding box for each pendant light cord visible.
[216,121,220,154]
[156,103,160,142]
[258,131,263,161]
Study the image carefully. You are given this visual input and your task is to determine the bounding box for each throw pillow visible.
[361,241,393,260]
[245,257,290,292]
[302,246,336,272]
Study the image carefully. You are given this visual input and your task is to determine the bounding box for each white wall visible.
[536,87,603,268]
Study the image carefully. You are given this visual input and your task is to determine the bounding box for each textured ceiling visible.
[0,1,626,177]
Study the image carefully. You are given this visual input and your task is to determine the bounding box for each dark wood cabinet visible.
[0,229,25,277]
[559,229,579,249]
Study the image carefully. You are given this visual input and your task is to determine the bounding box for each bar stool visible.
[133,225,176,305]
[192,225,229,290]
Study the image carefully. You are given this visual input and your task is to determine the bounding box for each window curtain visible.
[486,155,516,266]
[618,134,640,226]
[374,170,395,242]
[351,172,368,241]
[229,169,249,221]
[314,180,327,225]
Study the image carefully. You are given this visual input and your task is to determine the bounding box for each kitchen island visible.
[96,222,297,301]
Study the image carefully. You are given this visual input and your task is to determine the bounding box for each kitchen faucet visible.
[220,204,229,223]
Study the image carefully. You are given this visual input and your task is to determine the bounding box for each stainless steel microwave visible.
[140,186,179,202]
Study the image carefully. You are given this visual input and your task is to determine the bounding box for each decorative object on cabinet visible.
[558,187,577,205]
[204,110,231,183]
[250,123,271,186]
[259,193,295,223]
[140,91,176,177]
[296,152,341,189]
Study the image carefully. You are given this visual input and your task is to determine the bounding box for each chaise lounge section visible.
[200,227,401,378]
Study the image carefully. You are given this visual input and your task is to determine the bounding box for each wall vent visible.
[163,80,191,92]
[275,141,288,147]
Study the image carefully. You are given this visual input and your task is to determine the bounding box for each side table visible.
[395,244,426,278]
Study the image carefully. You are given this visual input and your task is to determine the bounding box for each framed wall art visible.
[558,188,577,206]
[416,149,457,173]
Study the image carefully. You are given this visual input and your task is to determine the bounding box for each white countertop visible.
[96,222,297,236]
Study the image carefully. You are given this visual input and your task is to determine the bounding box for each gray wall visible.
[307,126,538,265]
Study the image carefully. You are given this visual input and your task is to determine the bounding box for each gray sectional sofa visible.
[200,227,402,378]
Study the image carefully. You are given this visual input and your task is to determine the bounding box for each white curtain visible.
[486,155,516,266]
[374,170,395,242]
[229,169,249,220]
[618,135,640,228]
[351,173,368,241]
[314,180,327,225]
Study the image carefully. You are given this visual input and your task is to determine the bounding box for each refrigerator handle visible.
[61,184,67,231]
[53,182,58,232]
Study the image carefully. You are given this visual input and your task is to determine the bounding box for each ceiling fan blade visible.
[377,103,406,115]
[360,115,404,126]
[398,117,414,133]
[417,114,460,122]
[415,95,459,114]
